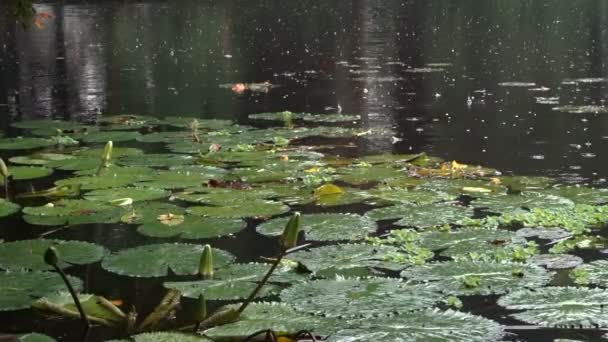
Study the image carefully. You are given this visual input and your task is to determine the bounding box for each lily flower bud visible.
[44,246,59,266]
[198,244,213,279]
[280,212,301,250]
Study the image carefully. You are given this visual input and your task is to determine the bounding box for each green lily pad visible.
[498,287,608,327]
[0,137,55,150]
[175,188,276,205]
[402,260,553,295]
[164,277,281,300]
[19,333,57,342]
[257,213,377,241]
[23,199,122,226]
[529,254,583,269]
[121,202,186,224]
[0,166,53,183]
[137,216,246,239]
[0,271,82,311]
[134,170,211,189]
[366,203,473,229]
[101,243,235,278]
[117,153,194,168]
[80,131,141,143]
[76,147,144,159]
[46,157,101,171]
[84,187,169,202]
[187,200,289,218]
[98,115,161,130]
[569,260,608,287]
[499,204,608,235]
[280,277,442,318]
[367,186,453,205]
[55,168,153,190]
[472,191,574,212]
[0,239,107,271]
[287,243,412,276]
[0,199,20,218]
[335,165,404,184]
[12,119,85,131]
[130,332,211,342]
[9,153,74,166]
[301,113,361,123]
[328,309,504,342]
[161,117,235,130]
[541,186,608,205]
[203,302,334,338]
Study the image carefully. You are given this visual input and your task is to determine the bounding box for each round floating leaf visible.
[121,202,186,224]
[204,302,334,338]
[366,203,473,228]
[499,204,608,235]
[80,131,141,143]
[75,147,144,159]
[417,228,528,259]
[22,199,122,226]
[335,165,404,184]
[188,201,289,218]
[541,186,608,205]
[328,309,504,342]
[287,243,411,276]
[367,186,453,205]
[498,287,608,327]
[0,199,20,218]
[174,187,276,205]
[301,113,360,123]
[516,227,571,240]
[0,239,107,271]
[130,332,211,342]
[137,216,246,239]
[402,261,553,295]
[19,333,57,342]
[164,279,281,301]
[0,166,53,183]
[101,243,235,278]
[257,213,377,241]
[529,254,583,269]
[280,277,442,318]
[0,137,54,150]
[46,157,100,171]
[85,187,169,202]
[0,271,82,311]
[134,170,210,190]
[9,153,74,166]
[472,191,574,212]
[117,153,194,168]
[98,115,161,130]
[570,260,608,287]
[13,119,85,131]
[161,117,235,130]
[56,167,154,190]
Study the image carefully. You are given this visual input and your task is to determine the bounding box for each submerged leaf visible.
[0,271,82,311]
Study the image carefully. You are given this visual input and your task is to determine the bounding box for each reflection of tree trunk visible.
[0,9,19,129]
[52,4,69,120]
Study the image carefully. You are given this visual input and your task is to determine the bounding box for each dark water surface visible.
[1,1,608,341]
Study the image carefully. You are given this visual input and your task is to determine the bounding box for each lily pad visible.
[203,302,334,338]
[164,277,281,300]
[84,187,170,202]
[498,287,608,327]
[542,186,608,205]
[187,200,289,218]
[301,113,361,123]
[280,277,442,318]
[55,168,153,190]
[9,153,74,166]
[120,202,186,224]
[19,333,57,342]
[0,271,82,311]
[367,186,453,205]
[130,332,211,342]
[0,239,107,271]
[257,213,377,241]
[0,199,20,218]
[23,199,122,226]
[569,260,608,287]
[80,131,141,143]
[134,170,211,189]
[117,153,194,168]
[101,243,235,277]
[472,191,574,212]
[137,216,246,239]
[402,260,553,295]
[0,137,55,150]
[499,204,608,235]
[367,203,473,229]
[328,309,504,342]
[529,254,583,269]
[33,291,126,326]
[287,243,412,276]
[0,166,53,183]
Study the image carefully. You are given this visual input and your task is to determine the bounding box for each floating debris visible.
[535,97,559,105]
[405,67,445,73]
[562,77,607,84]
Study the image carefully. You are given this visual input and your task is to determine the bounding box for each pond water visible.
[1,1,608,341]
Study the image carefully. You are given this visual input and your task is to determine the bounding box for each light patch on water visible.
[562,77,607,84]
[531,154,545,160]
[552,105,608,114]
[581,152,597,158]
[351,76,406,82]
[498,82,536,87]
[405,67,445,73]
[349,69,379,75]
[535,97,559,105]
[529,87,551,92]
[425,62,452,67]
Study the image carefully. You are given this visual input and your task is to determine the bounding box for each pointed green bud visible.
[0,158,9,178]
[102,141,113,164]
[194,294,207,322]
[198,244,213,279]
[280,212,301,250]
[44,246,59,266]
